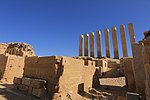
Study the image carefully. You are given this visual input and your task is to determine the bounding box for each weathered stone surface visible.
[32,88,46,98]
[104,28,110,58]
[22,77,31,86]
[0,55,25,83]
[18,84,29,91]
[24,56,95,99]
[120,57,136,91]
[0,42,35,56]
[13,77,22,84]
[30,79,46,89]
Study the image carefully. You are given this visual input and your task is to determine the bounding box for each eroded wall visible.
[0,55,25,83]
[23,56,96,99]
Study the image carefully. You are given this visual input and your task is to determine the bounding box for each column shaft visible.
[79,35,83,56]
[90,32,94,57]
[96,30,102,58]
[120,25,128,57]
[112,27,119,59]
[128,23,136,44]
[104,28,110,58]
[84,34,89,56]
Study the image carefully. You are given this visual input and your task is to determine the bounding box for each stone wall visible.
[0,55,25,83]
[132,43,146,94]
[120,57,136,91]
[23,56,96,99]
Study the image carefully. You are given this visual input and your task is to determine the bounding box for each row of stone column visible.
[79,23,136,59]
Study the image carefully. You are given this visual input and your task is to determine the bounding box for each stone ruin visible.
[0,42,35,56]
[0,42,35,83]
[0,23,150,100]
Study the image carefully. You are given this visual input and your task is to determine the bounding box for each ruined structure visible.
[0,42,35,56]
[78,23,136,77]
[0,42,35,83]
[1,22,150,100]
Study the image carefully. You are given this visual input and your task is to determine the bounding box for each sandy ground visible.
[0,83,39,100]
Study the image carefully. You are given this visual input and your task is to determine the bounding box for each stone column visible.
[84,33,89,56]
[96,30,102,58]
[104,28,110,58]
[128,23,136,45]
[79,35,83,56]
[120,25,128,57]
[111,27,119,59]
[90,32,94,57]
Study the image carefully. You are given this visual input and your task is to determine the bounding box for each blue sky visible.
[0,0,150,57]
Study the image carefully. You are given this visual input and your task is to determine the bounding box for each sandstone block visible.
[19,84,29,92]
[13,77,22,84]
[22,77,31,86]
[30,79,46,89]
[32,88,46,98]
